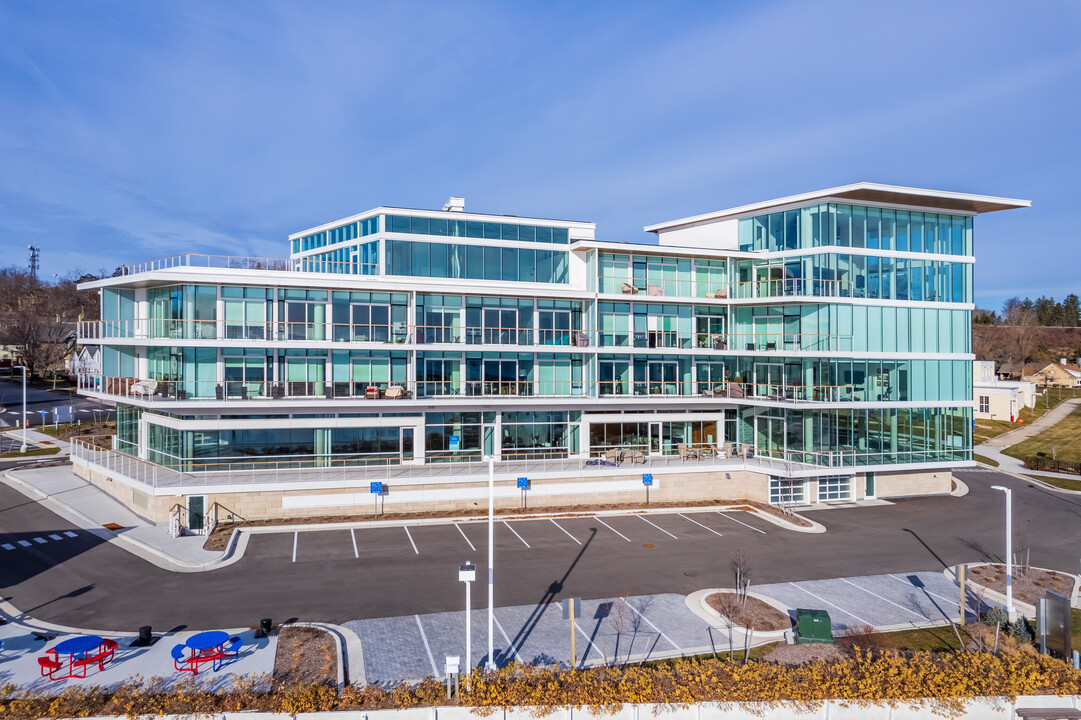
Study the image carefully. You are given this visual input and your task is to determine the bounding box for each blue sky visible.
[1,1,1078,311]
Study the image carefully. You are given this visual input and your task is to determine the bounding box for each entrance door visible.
[187,495,206,534]
[755,264,783,297]
[648,361,678,395]
[754,415,785,458]
[484,359,518,395]
[484,308,517,345]
[649,422,662,454]
[754,363,784,399]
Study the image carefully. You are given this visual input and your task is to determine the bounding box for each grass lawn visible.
[872,625,967,652]
[1004,405,1081,464]
[0,446,61,458]
[975,388,1081,444]
[1074,609,1081,652]
[1023,474,1081,492]
[38,421,114,439]
[973,453,1000,467]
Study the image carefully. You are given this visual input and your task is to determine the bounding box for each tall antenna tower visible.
[27,245,40,278]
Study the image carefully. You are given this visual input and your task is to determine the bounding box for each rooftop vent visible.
[443,197,465,212]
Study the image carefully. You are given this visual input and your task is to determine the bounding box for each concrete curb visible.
[0,597,253,638]
[969,462,1081,496]
[745,510,825,534]
[950,476,969,497]
[946,562,1081,614]
[686,589,791,645]
[290,622,356,691]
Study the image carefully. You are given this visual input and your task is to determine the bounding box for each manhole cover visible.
[642,543,655,549]
[684,571,698,577]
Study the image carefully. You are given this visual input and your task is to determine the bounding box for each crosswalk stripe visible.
[17,540,31,547]
[33,537,47,544]
[1,543,14,550]
[63,531,77,537]
[48,534,63,540]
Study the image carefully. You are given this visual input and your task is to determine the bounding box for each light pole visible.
[991,485,1016,622]
[459,563,476,678]
[486,455,496,670]
[14,365,27,452]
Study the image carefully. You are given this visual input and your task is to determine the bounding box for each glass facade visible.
[738,203,973,255]
[84,192,994,484]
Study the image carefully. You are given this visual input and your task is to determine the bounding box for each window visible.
[817,475,852,501]
[979,395,990,414]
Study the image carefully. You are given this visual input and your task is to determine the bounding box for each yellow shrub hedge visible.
[1,652,1079,720]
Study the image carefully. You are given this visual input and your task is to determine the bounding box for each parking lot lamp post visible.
[991,485,1016,622]
[459,563,476,681]
[15,365,27,452]
[486,455,496,670]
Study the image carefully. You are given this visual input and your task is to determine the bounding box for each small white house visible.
[974,360,1036,421]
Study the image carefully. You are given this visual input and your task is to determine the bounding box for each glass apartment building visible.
[73,184,1028,527]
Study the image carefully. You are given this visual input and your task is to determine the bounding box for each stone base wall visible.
[72,459,953,524]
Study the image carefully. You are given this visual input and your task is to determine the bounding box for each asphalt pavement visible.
[0,466,1078,631]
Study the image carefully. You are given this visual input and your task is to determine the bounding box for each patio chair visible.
[646,284,665,296]
[678,443,698,461]
[620,282,639,295]
[38,656,62,680]
[706,288,728,299]
[171,644,196,674]
[131,379,158,397]
[101,639,118,662]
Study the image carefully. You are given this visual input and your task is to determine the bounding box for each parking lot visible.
[262,509,776,566]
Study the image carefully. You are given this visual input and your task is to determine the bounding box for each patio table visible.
[185,631,230,672]
[52,635,104,678]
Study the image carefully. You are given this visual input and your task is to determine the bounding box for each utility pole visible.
[27,245,40,279]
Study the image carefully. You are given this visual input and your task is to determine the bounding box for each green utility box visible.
[796,608,834,644]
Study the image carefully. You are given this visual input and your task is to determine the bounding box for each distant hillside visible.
[973,324,1081,367]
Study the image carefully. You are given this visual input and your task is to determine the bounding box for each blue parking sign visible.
[642,473,653,486]
[517,477,529,489]
[370,481,383,494]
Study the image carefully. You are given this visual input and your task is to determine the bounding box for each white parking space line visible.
[503,521,530,548]
[886,574,961,609]
[493,613,523,663]
[350,528,359,559]
[291,532,298,563]
[550,519,581,545]
[619,597,681,650]
[573,619,606,668]
[17,540,31,547]
[404,526,419,555]
[596,518,631,542]
[787,582,873,626]
[63,531,77,538]
[415,615,439,677]
[32,537,47,544]
[839,578,926,618]
[456,524,477,551]
[638,516,677,539]
[678,513,724,537]
[716,512,767,534]
[2,543,14,550]
[48,534,63,541]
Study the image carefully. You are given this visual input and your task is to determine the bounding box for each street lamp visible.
[484,454,496,670]
[990,485,1016,622]
[14,365,27,453]
[459,563,476,677]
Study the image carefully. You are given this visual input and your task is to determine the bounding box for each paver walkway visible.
[346,571,981,685]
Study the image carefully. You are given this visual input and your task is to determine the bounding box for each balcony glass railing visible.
[79,374,855,404]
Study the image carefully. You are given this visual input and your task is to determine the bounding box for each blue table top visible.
[186,630,229,651]
[54,635,103,656]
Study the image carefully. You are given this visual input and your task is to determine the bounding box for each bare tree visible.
[730,548,755,605]
[1000,298,1040,374]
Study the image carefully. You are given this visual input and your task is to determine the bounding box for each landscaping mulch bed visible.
[272,626,337,688]
[968,564,1075,606]
[764,642,846,664]
[706,592,792,632]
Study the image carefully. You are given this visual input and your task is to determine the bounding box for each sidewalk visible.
[2,465,226,569]
[2,427,71,455]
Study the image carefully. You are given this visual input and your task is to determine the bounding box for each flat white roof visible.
[644,182,1031,233]
[291,206,595,240]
